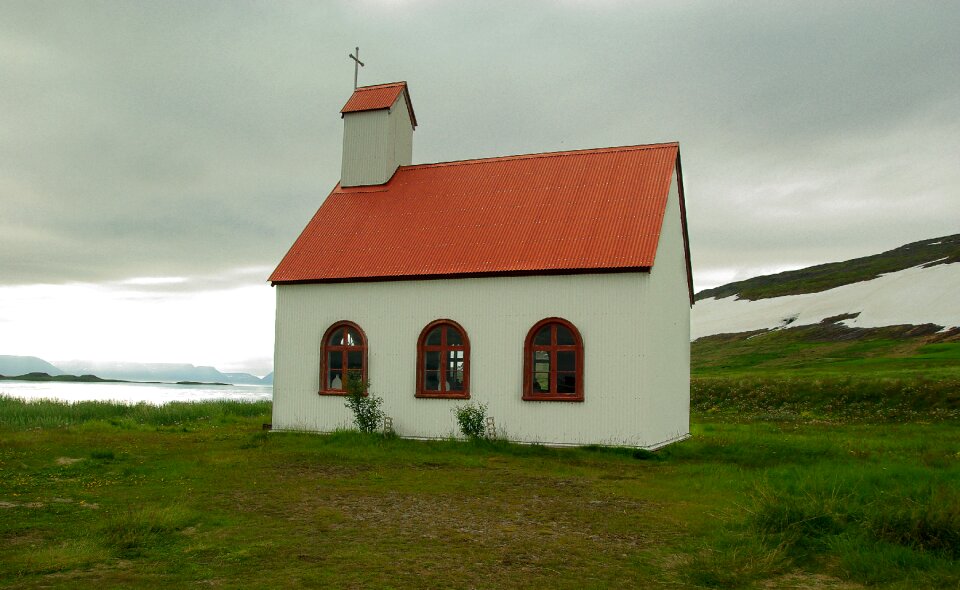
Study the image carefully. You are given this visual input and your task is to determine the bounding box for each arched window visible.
[523,318,583,402]
[416,319,470,399]
[320,321,367,395]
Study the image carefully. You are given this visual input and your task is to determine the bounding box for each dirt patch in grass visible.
[761,572,864,589]
[0,500,45,508]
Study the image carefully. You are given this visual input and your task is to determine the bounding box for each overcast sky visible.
[1,1,958,375]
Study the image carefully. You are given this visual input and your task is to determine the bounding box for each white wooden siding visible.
[273,171,689,448]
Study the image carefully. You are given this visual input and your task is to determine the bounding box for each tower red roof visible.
[340,82,417,128]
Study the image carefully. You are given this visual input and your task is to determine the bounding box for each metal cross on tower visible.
[349,46,364,89]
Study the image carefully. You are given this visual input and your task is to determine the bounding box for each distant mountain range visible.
[693,233,960,340]
[0,356,272,385]
[0,355,64,377]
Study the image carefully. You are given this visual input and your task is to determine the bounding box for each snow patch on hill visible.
[692,262,960,340]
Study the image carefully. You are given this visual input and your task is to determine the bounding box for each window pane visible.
[328,371,343,390]
[328,351,342,370]
[534,350,550,374]
[448,371,465,391]
[346,328,362,346]
[532,372,551,393]
[426,327,442,346]
[424,370,440,391]
[328,328,344,345]
[425,351,440,371]
[446,326,463,346]
[347,350,363,370]
[533,326,551,345]
[557,372,577,394]
[557,351,576,372]
[556,325,575,345]
[445,351,464,372]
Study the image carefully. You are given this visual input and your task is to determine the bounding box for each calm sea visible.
[0,380,272,405]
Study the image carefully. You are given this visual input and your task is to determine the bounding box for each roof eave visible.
[674,149,695,307]
[270,266,652,287]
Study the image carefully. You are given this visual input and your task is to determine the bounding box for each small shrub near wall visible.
[343,373,385,434]
[454,402,488,439]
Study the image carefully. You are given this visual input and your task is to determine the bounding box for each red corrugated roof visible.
[271,142,690,299]
[340,82,417,128]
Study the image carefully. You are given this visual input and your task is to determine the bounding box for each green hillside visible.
[691,322,960,423]
[692,321,960,379]
[695,233,960,301]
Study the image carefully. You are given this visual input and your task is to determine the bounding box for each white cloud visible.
[119,276,188,286]
[0,276,275,376]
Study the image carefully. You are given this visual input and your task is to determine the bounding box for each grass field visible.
[692,323,960,379]
[1,394,958,589]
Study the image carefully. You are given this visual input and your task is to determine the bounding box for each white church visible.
[270,81,692,449]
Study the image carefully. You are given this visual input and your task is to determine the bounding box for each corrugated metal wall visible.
[391,96,412,168]
[341,95,412,187]
[273,173,689,448]
[638,172,691,445]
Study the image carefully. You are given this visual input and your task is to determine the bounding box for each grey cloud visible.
[1,1,958,290]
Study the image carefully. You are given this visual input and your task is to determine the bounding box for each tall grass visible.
[693,375,960,422]
[99,506,201,559]
[744,465,960,586]
[0,395,270,430]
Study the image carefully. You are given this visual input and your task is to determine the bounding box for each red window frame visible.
[319,320,367,396]
[523,317,583,402]
[416,319,470,399]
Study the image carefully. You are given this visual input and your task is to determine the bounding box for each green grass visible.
[0,397,270,430]
[1,397,958,588]
[691,324,960,423]
[692,374,960,422]
[693,323,960,379]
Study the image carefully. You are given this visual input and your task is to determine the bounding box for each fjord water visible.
[0,380,272,405]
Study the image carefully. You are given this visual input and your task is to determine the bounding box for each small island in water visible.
[0,372,232,387]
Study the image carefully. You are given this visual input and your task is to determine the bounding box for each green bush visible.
[454,402,487,439]
[343,373,385,434]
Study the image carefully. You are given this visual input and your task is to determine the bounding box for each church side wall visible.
[273,263,690,447]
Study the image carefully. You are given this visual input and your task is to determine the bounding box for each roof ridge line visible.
[354,81,407,91]
[402,142,679,171]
